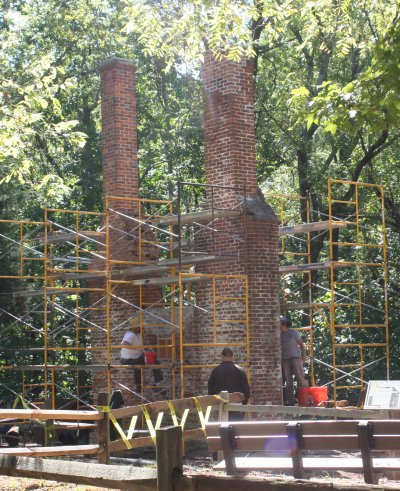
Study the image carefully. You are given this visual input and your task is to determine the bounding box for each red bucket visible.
[297,387,328,407]
[145,351,157,365]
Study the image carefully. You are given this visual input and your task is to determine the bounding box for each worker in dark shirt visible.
[208,347,250,420]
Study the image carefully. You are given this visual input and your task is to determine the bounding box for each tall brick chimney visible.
[201,52,282,405]
[100,58,139,204]
[92,58,165,405]
[90,58,141,404]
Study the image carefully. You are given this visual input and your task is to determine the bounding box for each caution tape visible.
[180,408,190,429]
[192,397,212,435]
[13,395,51,431]
[140,404,156,443]
[99,397,213,448]
[166,400,179,426]
[97,405,109,413]
[97,405,132,449]
[13,394,30,410]
[127,415,138,440]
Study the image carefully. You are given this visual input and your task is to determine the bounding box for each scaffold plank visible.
[33,231,105,244]
[13,287,105,298]
[2,364,147,371]
[153,208,242,225]
[118,254,237,276]
[55,254,237,281]
[279,261,353,274]
[131,275,210,286]
[278,220,348,236]
[281,302,330,310]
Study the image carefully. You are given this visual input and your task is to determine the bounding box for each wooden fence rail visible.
[0,391,243,462]
[0,393,395,491]
[0,392,385,463]
[225,403,383,419]
[0,425,394,491]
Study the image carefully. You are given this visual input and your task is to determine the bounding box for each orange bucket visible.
[297,387,328,407]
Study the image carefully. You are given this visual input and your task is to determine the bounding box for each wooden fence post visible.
[43,399,55,446]
[218,391,229,422]
[97,392,110,464]
[385,409,400,480]
[156,426,182,491]
[216,391,229,461]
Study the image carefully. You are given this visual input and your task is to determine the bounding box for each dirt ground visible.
[0,476,118,491]
[185,456,400,489]
[3,455,400,490]
[3,469,400,491]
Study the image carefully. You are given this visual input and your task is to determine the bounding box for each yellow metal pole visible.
[244,275,251,389]
[355,185,363,332]
[380,185,390,379]
[305,193,315,386]
[19,223,23,276]
[170,277,176,400]
[169,198,176,398]
[105,196,111,398]
[328,178,337,404]
[212,276,217,341]
[179,273,184,399]
[43,209,49,403]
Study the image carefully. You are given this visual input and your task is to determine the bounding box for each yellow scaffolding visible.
[100,188,251,403]
[1,178,388,409]
[0,187,251,409]
[328,178,389,403]
[266,178,389,405]
[0,218,45,280]
[104,195,176,400]
[178,272,250,398]
[265,193,316,385]
[43,208,105,404]
[0,211,106,408]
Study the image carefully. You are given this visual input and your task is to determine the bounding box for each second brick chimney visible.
[201,52,282,405]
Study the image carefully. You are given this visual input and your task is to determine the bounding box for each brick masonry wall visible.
[197,52,282,405]
[90,54,281,407]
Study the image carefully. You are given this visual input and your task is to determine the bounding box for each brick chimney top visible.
[100,57,135,71]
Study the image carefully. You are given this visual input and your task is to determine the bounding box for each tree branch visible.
[340,130,389,202]
[34,133,64,179]
[290,26,314,86]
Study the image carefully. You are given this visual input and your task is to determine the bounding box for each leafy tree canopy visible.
[0,1,88,207]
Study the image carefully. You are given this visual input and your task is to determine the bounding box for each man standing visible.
[120,317,145,393]
[208,347,250,420]
[280,316,308,405]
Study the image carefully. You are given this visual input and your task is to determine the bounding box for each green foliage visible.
[136,60,204,202]
[0,6,87,204]
[124,0,259,68]
[292,20,400,135]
